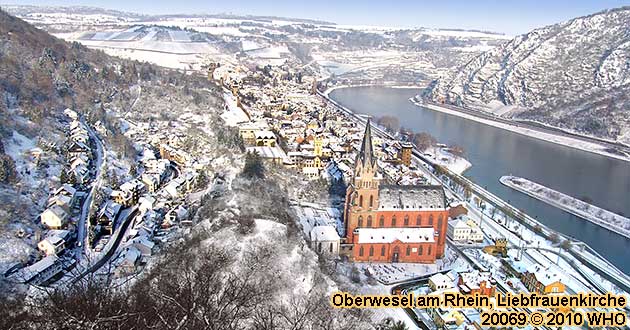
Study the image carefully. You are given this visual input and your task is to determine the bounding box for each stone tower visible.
[344,119,381,243]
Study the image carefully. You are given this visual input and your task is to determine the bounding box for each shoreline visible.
[409,99,630,163]
[320,87,471,176]
[325,84,630,163]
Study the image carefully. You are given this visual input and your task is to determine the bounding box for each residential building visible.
[37,235,66,256]
[40,205,69,229]
[522,265,565,294]
[429,273,454,291]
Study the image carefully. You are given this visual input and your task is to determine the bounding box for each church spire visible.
[357,118,376,168]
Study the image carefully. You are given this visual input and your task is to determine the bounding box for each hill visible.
[427,7,630,144]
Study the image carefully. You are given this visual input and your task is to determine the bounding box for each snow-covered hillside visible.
[428,7,630,143]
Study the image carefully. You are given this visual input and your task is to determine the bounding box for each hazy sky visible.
[6,0,630,35]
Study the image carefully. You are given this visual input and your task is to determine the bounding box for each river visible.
[329,86,630,275]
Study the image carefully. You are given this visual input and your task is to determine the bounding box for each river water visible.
[329,86,630,275]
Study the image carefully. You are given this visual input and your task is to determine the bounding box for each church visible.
[343,119,449,263]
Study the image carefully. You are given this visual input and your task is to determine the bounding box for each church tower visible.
[344,119,380,243]
[314,136,323,157]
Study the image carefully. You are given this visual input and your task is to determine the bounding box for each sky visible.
[6,0,630,35]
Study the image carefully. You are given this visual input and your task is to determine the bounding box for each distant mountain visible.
[1,5,146,19]
[427,7,630,143]
[3,5,336,25]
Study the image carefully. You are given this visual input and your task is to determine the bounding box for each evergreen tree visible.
[241,152,265,179]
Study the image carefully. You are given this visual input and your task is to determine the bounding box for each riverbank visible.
[320,87,471,175]
[411,99,630,163]
[500,176,630,240]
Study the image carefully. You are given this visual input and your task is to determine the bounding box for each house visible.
[142,173,160,192]
[138,195,156,213]
[53,184,77,206]
[122,236,155,257]
[111,180,145,207]
[40,205,69,229]
[47,194,73,214]
[447,219,471,242]
[71,163,90,184]
[447,217,483,243]
[457,270,496,296]
[116,247,141,276]
[429,273,454,291]
[98,201,122,234]
[66,141,91,159]
[144,159,170,181]
[255,130,277,147]
[429,308,466,330]
[15,255,63,285]
[38,236,65,256]
[522,265,565,294]
[309,225,340,255]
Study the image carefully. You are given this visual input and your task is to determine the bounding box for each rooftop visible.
[356,227,435,244]
[379,185,446,210]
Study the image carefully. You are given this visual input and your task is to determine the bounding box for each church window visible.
[391,216,397,227]
[369,246,374,257]
[416,215,421,226]
[381,246,385,256]
[369,195,373,207]
[358,216,363,227]
[404,215,409,226]
[438,215,443,228]
[359,246,364,256]
[359,195,363,207]
[406,246,411,256]
[418,246,423,255]
[379,216,384,227]
[428,246,432,255]
[367,216,372,227]
[429,215,434,226]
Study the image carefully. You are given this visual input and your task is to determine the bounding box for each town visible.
[1,4,630,330]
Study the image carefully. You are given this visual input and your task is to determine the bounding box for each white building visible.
[40,205,69,229]
[447,217,483,242]
[428,273,454,291]
[309,225,340,255]
[37,236,66,256]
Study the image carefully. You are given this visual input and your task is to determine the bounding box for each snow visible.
[220,91,250,126]
[501,175,630,238]
[419,145,471,175]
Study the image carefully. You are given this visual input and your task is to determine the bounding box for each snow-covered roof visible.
[310,225,340,242]
[449,219,469,229]
[254,130,276,139]
[246,146,287,160]
[356,227,435,244]
[378,185,446,210]
[429,273,454,288]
